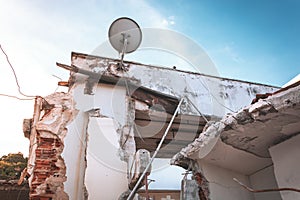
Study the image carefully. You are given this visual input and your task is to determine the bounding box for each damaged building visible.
[172,80,300,200]
[20,52,299,200]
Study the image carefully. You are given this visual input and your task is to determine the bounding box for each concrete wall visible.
[63,111,89,200]
[63,82,130,199]
[200,162,254,200]
[66,54,280,199]
[72,54,278,118]
[85,118,128,200]
[269,134,300,200]
[128,64,277,117]
[249,166,282,200]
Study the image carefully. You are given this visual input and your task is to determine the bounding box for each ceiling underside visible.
[221,103,300,158]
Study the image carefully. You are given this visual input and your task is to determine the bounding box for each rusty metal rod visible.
[26,97,43,186]
[127,98,184,200]
[234,178,300,193]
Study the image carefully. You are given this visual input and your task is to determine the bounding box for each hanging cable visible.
[185,97,209,123]
[52,74,62,93]
[0,93,34,101]
[121,70,145,147]
[0,44,36,100]
[196,75,235,113]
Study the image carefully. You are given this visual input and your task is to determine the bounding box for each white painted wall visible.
[72,56,278,118]
[269,134,300,200]
[85,118,128,200]
[200,162,254,200]
[128,65,277,117]
[66,55,280,199]
[72,82,127,125]
[63,111,89,200]
[63,82,129,199]
[249,166,282,200]
[92,83,127,125]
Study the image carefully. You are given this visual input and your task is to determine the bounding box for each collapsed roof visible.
[171,80,300,174]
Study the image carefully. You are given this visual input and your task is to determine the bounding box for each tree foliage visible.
[0,152,27,180]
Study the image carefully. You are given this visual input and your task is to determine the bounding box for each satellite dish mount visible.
[108,17,142,70]
[119,33,129,69]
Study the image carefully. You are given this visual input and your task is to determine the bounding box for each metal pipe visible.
[126,98,184,200]
[145,173,149,200]
[120,34,128,69]
[27,97,43,187]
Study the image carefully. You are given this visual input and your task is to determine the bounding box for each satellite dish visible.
[108,17,142,69]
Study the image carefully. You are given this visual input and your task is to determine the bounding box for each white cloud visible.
[0,0,171,156]
[160,15,176,26]
[168,15,176,25]
[162,19,169,26]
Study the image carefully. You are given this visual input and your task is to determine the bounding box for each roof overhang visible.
[172,81,300,174]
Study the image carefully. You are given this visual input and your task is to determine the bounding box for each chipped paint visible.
[25,93,78,199]
[128,149,151,190]
[172,158,209,200]
[25,51,283,199]
[71,52,279,118]
[172,82,300,199]
[172,84,300,160]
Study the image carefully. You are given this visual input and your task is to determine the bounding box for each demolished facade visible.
[172,81,300,200]
[22,52,284,199]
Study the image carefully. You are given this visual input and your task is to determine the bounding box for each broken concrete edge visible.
[171,84,300,195]
[59,61,181,115]
[24,92,78,199]
[128,149,151,190]
[70,51,281,89]
[172,83,300,162]
[118,149,152,200]
[170,154,210,200]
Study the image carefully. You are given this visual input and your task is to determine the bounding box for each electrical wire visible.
[0,93,34,101]
[0,44,36,100]
[196,75,235,113]
[234,178,300,193]
[185,97,209,123]
[52,74,62,93]
[122,69,146,147]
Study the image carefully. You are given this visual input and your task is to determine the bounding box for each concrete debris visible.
[171,157,209,200]
[118,124,136,163]
[181,179,200,200]
[25,93,78,200]
[171,84,300,199]
[119,149,151,200]
[172,84,300,162]
[129,149,151,190]
[23,118,32,139]
[21,51,284,199]
[118,190,133,200]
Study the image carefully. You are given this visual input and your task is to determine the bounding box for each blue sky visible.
[0,0,299,156]
[150,0,300,86]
